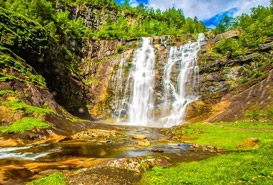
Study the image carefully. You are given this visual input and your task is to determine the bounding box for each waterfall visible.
[128,37,156,126]
[160,39,201,127]
[112,58,126,122]
[112,34,203,127]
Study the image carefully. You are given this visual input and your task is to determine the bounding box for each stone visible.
[99,140,111,144]
[132,135,147,140]
[213,30,241,43]
[158,138,169,143]
[151,148,164,152]
[259,42,273,51]
[238,52,259,62]
[138,139,150,146]
[237,138,259,148]
[71,129,116,141]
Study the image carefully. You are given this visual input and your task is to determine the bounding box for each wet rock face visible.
[67,4,119,31]
[187,32,273,122]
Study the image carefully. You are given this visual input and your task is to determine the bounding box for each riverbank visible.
[140,121,273,184]
[1,121,271,184]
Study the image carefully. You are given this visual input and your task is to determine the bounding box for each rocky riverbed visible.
[0,123,224,185]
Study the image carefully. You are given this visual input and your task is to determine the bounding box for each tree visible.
[214,16,234,34]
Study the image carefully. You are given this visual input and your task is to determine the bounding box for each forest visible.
[0,0,207,41]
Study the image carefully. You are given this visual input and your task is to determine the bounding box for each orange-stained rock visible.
[132,135,147,140]
[138,139,150,146]
[237,138,259,148]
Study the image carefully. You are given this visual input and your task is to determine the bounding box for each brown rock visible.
[138,139,150,146]
[132,135,147,140]
[213,30,241,43]
[237,138,259,148]
[152,148,164,152]
[158,138,169,143]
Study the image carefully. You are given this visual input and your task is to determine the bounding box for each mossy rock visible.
[0,7,48,63]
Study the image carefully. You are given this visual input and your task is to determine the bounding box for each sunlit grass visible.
[2,98,55,115]
[141,122,273,185]
[177,122,273,149]
[26,172,66,185]
[0,117,50,134]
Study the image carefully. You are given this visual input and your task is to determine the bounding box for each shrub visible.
[0,117,50,134]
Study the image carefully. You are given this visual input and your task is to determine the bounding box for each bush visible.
[0,117,50,134]
[26,172,66,185]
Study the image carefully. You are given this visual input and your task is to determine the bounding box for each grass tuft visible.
[0,117,50,134]
[26,172,66,185]
[2,98,55,115]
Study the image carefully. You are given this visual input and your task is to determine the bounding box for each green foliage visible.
[214,16,234,34]
[244,107,273,122]
[213,38,244,56]
[0,7,48,56]
[163,121,273,150]
[0,51,47,88]
[245,110,260,121]
[1,0,206,42]
[2,98,55,115]
[141,122,273,185]
[26,172,66,185]
[0,90,17,96]
[94,4,206,39]
[115,44,127,54]
[265,109,273,120]
[0,117,50,134]
[213,4,273,56]
[142,146,273,184]
[56,11,93,39]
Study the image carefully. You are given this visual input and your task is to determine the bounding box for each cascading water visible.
[128,37,156,126]
[112,34,204,127]
[112,58,125,122]
[160,36,202,127]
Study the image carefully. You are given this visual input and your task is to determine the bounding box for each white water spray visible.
[112,34,204,127]
[112,58,125,122]
[161,39,201,127]
[128,38,156,126]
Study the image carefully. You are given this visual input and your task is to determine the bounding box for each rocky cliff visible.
[187,33,273,122]
[1,4,273,131]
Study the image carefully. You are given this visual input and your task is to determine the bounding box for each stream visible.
[0,126,224,185]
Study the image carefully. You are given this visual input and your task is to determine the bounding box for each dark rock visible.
[151,148,164,152]
[259,42,273,51]
[238,52,259,62]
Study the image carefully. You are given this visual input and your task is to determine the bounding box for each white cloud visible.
[148,0,271,20]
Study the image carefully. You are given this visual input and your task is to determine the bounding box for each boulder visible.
[132,135,147,140]
[237,138,259,148]
[138,139,150,146]
[259,42,273,51]
[213,30,241,43]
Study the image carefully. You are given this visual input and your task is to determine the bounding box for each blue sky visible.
[115,0,271,27]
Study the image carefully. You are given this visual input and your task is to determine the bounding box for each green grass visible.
[0,117,50,134]
[172,122,273,149]
[26,172,66,185]
[0,90,17,96]
[0,53,47,88]
[215,121,273,130]
[141,144,273,185]
[2,98,55,115]
[141,122,273,185]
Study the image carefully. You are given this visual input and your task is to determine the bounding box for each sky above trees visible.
[115,0,271,27]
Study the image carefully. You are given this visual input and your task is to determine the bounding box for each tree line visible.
[0,0,207,41]
[213,1,273,56]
